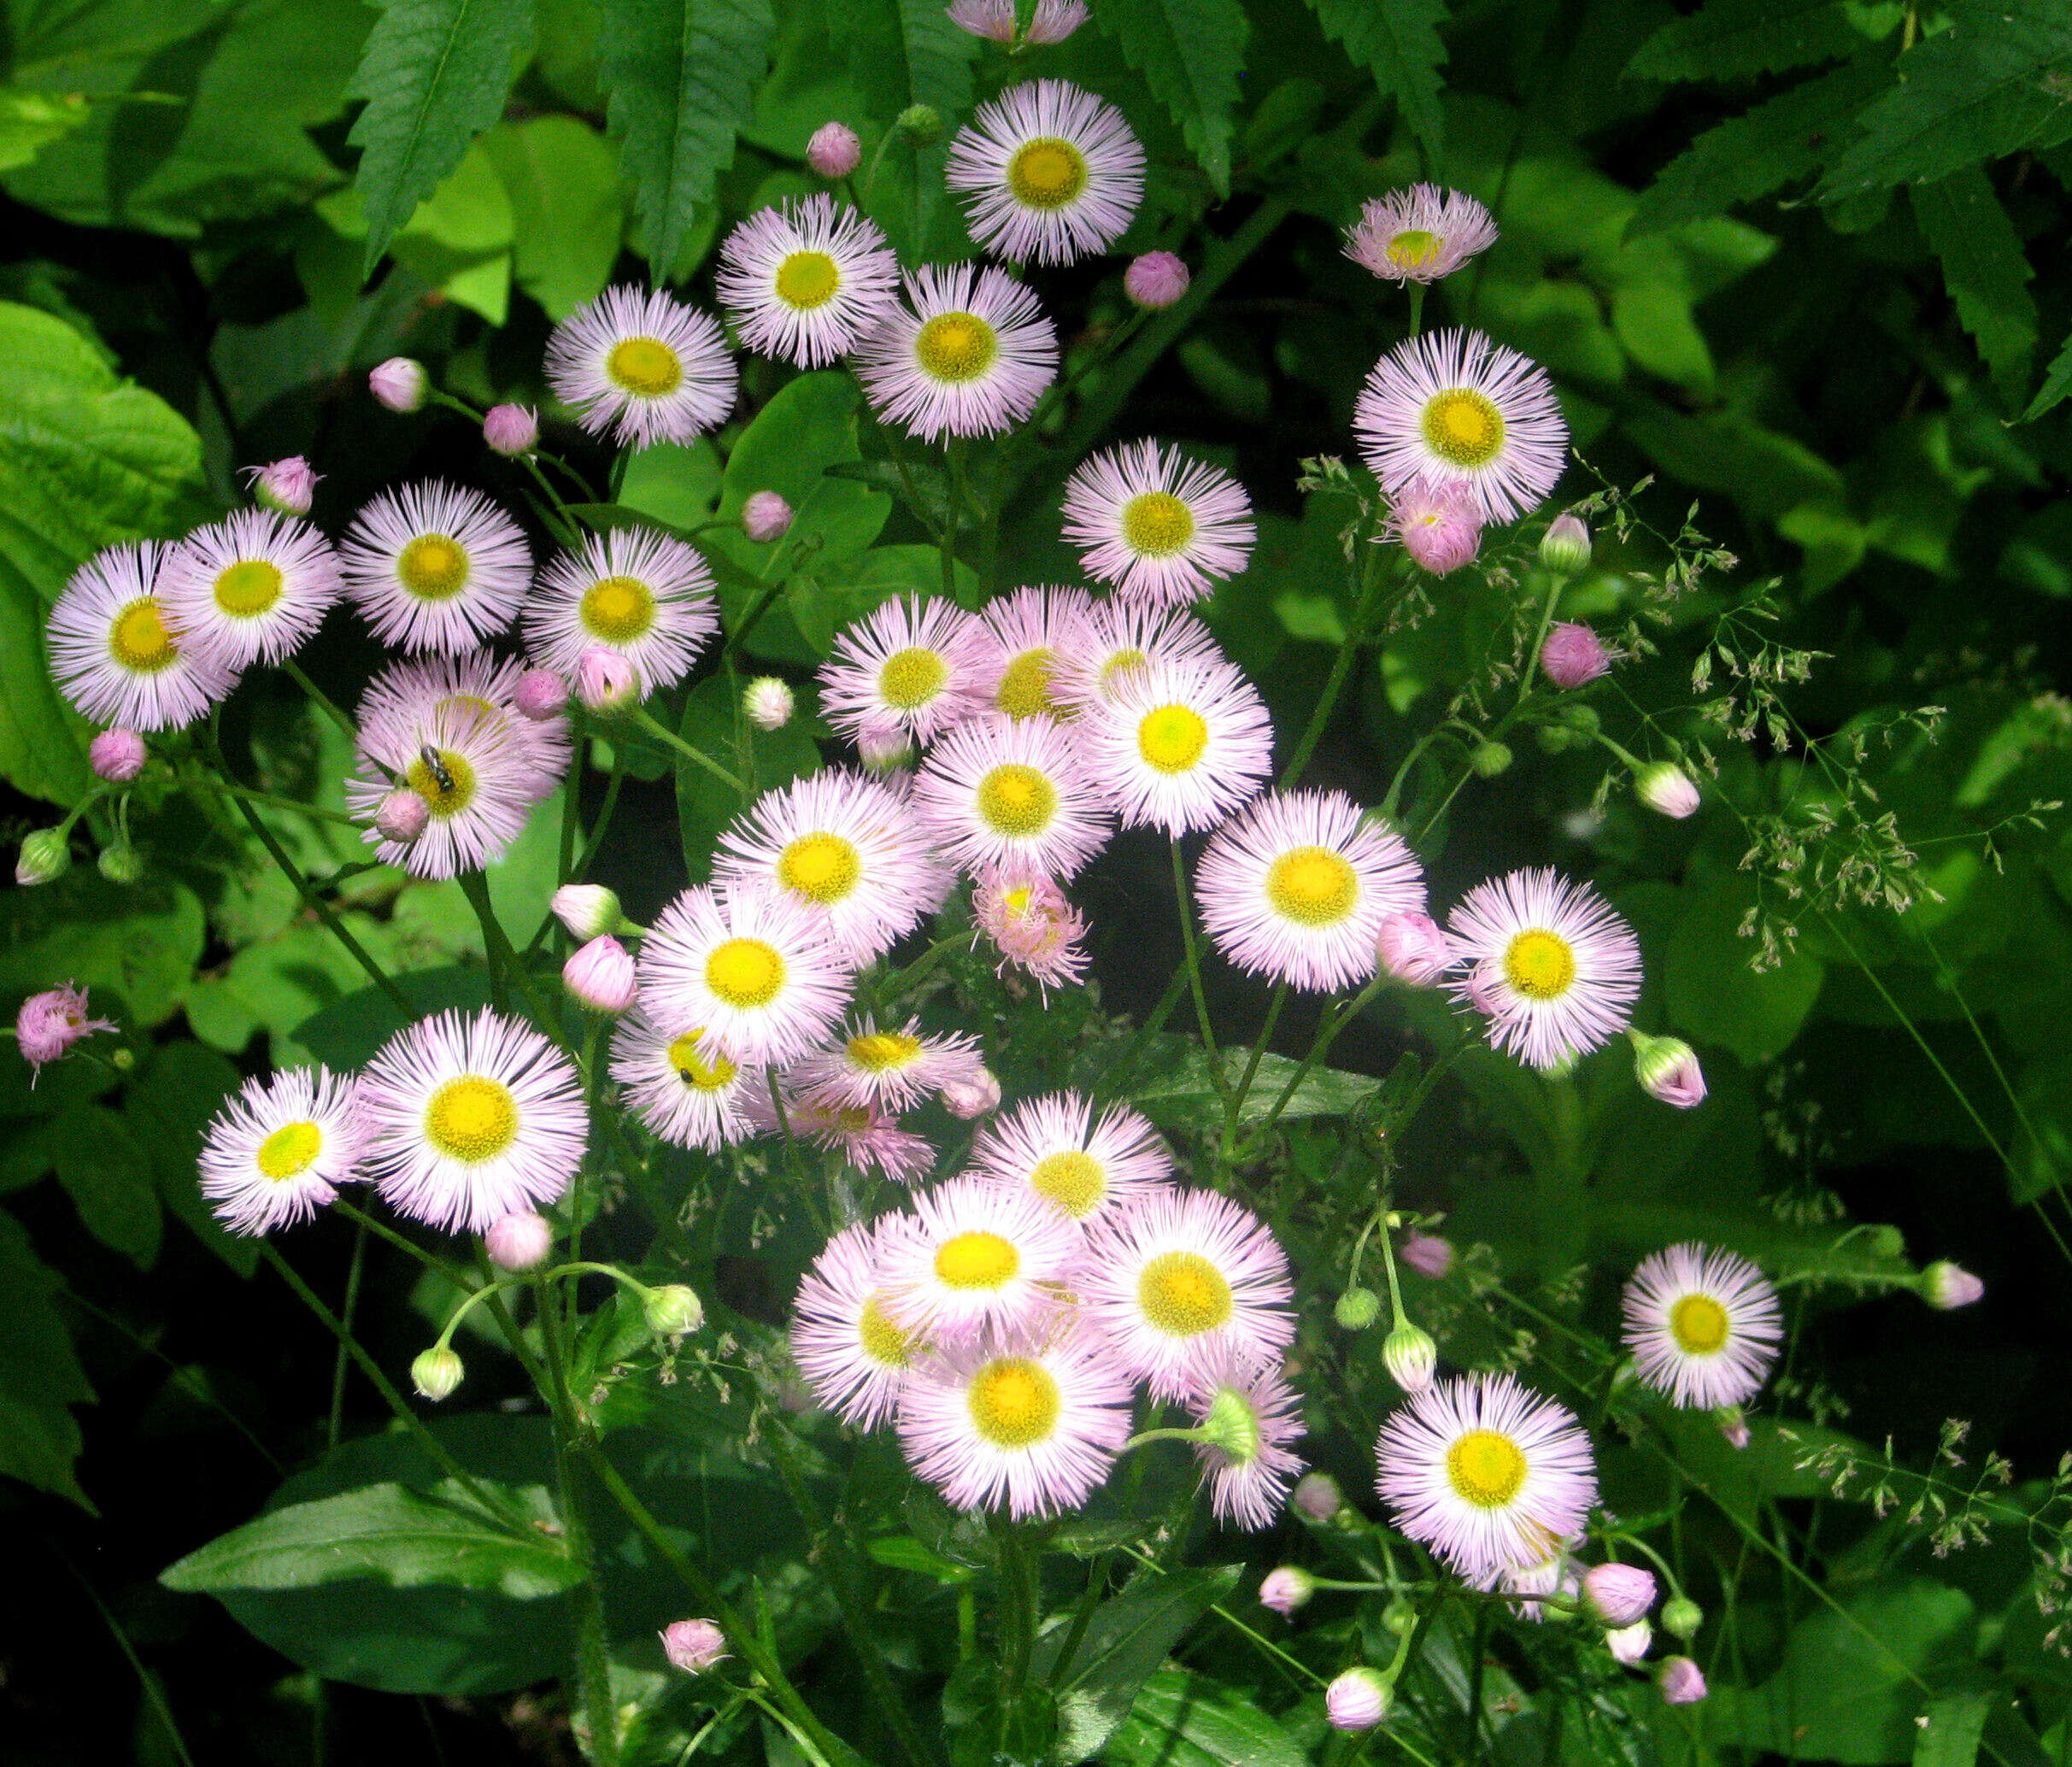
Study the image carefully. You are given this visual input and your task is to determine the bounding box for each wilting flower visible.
[15,983,114,1079]
[1345,185,1498,285]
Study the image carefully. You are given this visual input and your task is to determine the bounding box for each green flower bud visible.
[97,842,144,884]
[412,1345,464,1401]
[1382,1321,1437,1392]
[15,829,71,886]
[1661,1594,1703,1641]
[895,104,942,145]
[643,1283,705,1339]
[1470,740,1512,778]
[1538,513,1592,577]
[1334,1287,1382,1330]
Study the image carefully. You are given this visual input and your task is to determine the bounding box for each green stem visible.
[1239,977,1385,1155]
[281,657,359,743]
[1280,536,1388,790]
[327,1216,367,1447]
[1094,966,1190,1103]
[216,784,362,827]
[1224,978,1288,1151]
[457,868,513,1014]
[1170,839,1230,1101]
[1516,566,1573,705]
[631,706,745,792]
[1376,1210,1408,1333]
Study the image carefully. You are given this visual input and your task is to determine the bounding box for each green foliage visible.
[0,1208,94,1508]
[1308,0,1450,156]
[1097,0,1251,193]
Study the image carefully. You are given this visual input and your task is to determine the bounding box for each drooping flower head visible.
[973,584,1095,722]
[854,263,1058,440]
[791,1219,924,1429]
[1622,1242,1782,1411]
[46,543,238,731]
[971,1090,1173,1224]
[715,195,901,368]
[788,1015,985,1113]
[339,480,532,653]
[1047,597,1220,713]
[198,1066,370,1236]
[244,455,319,516]
[945,79,1143,266]
[1184,1356,1306,1530]
[1383,474,1482,577]
[1345,185,1499,285]
[522,525,719,693]
[1080,652,1274,836]
[817,594,990,746]
[545,285,737,449]
[1060,440,1256,608]
[15,983,114,1079]
[911,713,1113,881]
[874,1175,1084,1346]
[948,0,1088,45]
[971,869,1090,994]
[1377,910,1454,985]
[608,1007,766,1152]
[159,508,342,669]
[1447,868,1641,1070]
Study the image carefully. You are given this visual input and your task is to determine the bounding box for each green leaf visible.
[1308,0,1449,158]
[52,1103,161,1268]
[0,91,89,173]
[345,0,537,274]
[1121,1036,1375,1132]
[292,966,493,1070]
[1916,1693,1996,1767]
[478,115,626,321]
[1097,0,1249,194]
[1626,0,1860,82]
[1663,876,1824,1065]
[124,1042,259,1278]
[0,1206,94,1508]
[599,0,777,277]
[2017,328,2072,423]
[0,873,205,1029]
[1103,1668,1308,1767]
[1911,166,2037,397]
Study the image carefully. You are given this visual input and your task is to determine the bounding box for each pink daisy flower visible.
[791,1219,924,1428]
[608,1007,766,1152]
[971,1090,1172,1224]
[972,584,1096,721]
[1079,652,1274,836]
[1184,1355,1306,1530]
[522,525,719,693]
[752,1086,936,1183]
[945,79,1143,267]
[339,480,532,653]
[46,543,238,731]
[343,692,541,879]
[874,1174,1084,1347]
[1344,185,1499,285]
[854,263,1058,441]
[158,508,341,668]
[544,284,737,449]
[948,0,1088,47]
[910,712,1113,882]
[197,1065,369,1236]
[353,649,570,807]
[1046,596,1221,713]
[1383,475,1482,577]
[971,870,1091,995]
[1059,440,1255,608]
[715,194,901,368]
[818,594,991,747]
[1622,1242,1782,1410]
[787,1015,986,1113]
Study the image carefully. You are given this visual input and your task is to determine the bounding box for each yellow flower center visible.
[913,312,998,384]
[967,1357,1061,1447]
[975,763,1056,837]
[397,534,469,599]
[214,559,285,618]
[109,598,177,672]
[996,648,1057,719]
[1007,137,1088,209]
[666,1032,737,1091]
[848,1030,922,1071]
[1265,847,1359,926]
[1670,1293,1730,1355]
[831,1105,873,1131]
[705,937,786,1009]
[608,336,683,397]
[1502,929,1576,1001]
[422,1074,519,1163]
[934,1229,1020,1290]
[1422,388,1506,469]
[255,1118,322,1181]
[1387,228,1441,267]
[857,1294,913,1367]
[1446,1429,1529,1509]
[879,646,947,710]
[778,831,862,905]
[1136,1250,1233,1337]
[1029,1149,1104,1218]
[1136,703,1209,773]
[405,748,478,817]
[580,574,655,643]
[774,249,841,309]
[1120,490,1195,558]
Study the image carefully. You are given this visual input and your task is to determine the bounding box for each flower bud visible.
[412,1345,464,1400]
[15,829,70,886]
[1382,1597,1418,1636]
[1635,760,1701,820]
[743,490,794,543]
[243,455,319,516]
[1866,1223,1906,1259]
[514,668,567,720]
[857,723,915,772]
[660,1617,729,1673]
[1397,1230,1453,1281]
[553,884,624,941]
[1540,621,1612,690]
[1325,1666,1392,1733]
[1258,1566,1315,1617]
[643,1283,705,1339]
[1376,911,1452,985]
[807,121,862,179]
[743,677,795,731]
[1629,1030,1706,1109]
[484,402,538,456]
[90,728,148,783]
[1658,1656,1707,1705]
[1606,1619,1652,1664]
[97,842,144,884]
[577,646,638,713]
[370,356,427,413]
[1716,1406,1751,1450]
[895,103,942,145]
[1382,1321,1437,1393]
[1334,1286,1381,1330]
[1390,474,1482,576]
[1291,1471,1344,1523]
[15,983,114,1077]
[1921,1259,1984,1311]
[1582,1563,1657,1629]
[1124,250,1190,310]
[374,788,430,844]
[939,1066,1002,1119]
[1539,513,1592,577]
[1660,1595,1702,1641]
[1470,739,1511,778]
[564,935,637,1013]
[486,1210,554,1271]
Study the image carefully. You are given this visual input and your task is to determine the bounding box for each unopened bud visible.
[1335,1286,1381,1330]
[1259,1566,1315,1617]
[1582,1563,1657,1629]
[374,788,430,844]
[895,104,942,145]
[743,677,795,731]
[412,1345,463,1400]
[486,1211,554,1271]
[15,829,70,886]
[1382,1321,1436,1392]
[1541,621,1612,690]
[807,121,862,179]
[1397,1230,1453,1281]
[660,1617,729,1673]
[577,646,638,713]
[743,490,794,543]
[1470,739,1511,778]
[1716,1406,1751,1449]
[370,356,426,413]
[1325,1666,1392,1733]
[1376,910,1452,985]
[1629,1030,1705,1109]
[643,1283,704,1339]
[563,935,637,1013]
[939,1065,1001,1119]
[97,842,144,884]
[1291,1471,1343,1523]
[243,455,319,516]
[514,668,567,720]
[1124,250,1190,310]
[484,402,538,456]
[1635,760,1700,820]
[1606,1619,1652,1664]
[90,728,148,783]
[1658,1656,1707,1705]
[552,884,624,941]
[1660,1595,1702,1641]
[1921,1259,1984,1310]
[857,724,915,772]
[1538,513,1592,576]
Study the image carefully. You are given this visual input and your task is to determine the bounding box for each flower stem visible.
[281,657,358,743]
[1170,839,1230,1102]
[630,705,744,792]
[1279,529,1388,791]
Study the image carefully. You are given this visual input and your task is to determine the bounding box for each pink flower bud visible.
[806,121,861,179]
[1635,760,1700,819]
[1606,1620,1652,1664]
[485,1211,554,1271]
[939,1066,1001,1119]
[660,1618,728,1674]
[241,455,320,516]
[857,722,915,771]
[1376,910,1452,985]
[1398,1230,1453,1281]
[1291,1471,1344,1523]
[743,677,795,731]
[1658,1657,1707,1705]
[1582,1563,1657,1629]
[369,356,426,413]
[483,402,538,455]
[1540,621,1611,690]
[1717,1409,1751,1450]
[948,0,1087,44]
[1382,1322,1436,1392]
[89,728,147,783]
[514,668,567,720]
[1629,1030,1706,1108]
[743,490,794,543]
[552,884,624,940]
[563,935,637,1013]
[1325,1666,1392,1732]
[1259,1566,1315,1617]
[1388,475,1481,576]
[1466,960,1503,1017]
[374,789,430,843]
[1922,1260,1984,1310]
[1538,513,1593,576]
[577,646,638,712]
[1124,249,1190,310]
[15,983,114,1078]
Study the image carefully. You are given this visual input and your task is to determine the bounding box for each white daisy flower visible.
[790,1219,924,1429]
[854,263,1059,441]
[788,1015,986,1114]
[818,594,991,747]
[354,649,570,807]
[1183,1355,1306,1531]
[1354,328,1569,525]
[198,1066,370,1236]
[874,1175,1083,1347]
[1047,596,1221,712]
[1344,185,1500,285]
[1059,440,1256,608]
[608,1007,766,1152]
[46,543,238,731]
[970,1090,1173,1224]
[1079,652,1274,836]
[910,712,1114,882]
[544,284,738,449]
[752,1087,937,1184]
[948,0,1088,46]
[1622,1242,1783,1411]
[158,508,342,669]
[360,1007,589,1233]
[945,79,1144,267]
[522,525,719,692]
[339,480,532,653]
[973,584,1096,722]
[344,693,541,879]
[715,194,901,368]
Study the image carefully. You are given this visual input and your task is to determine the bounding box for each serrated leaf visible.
[2018,328,2072,422]
[1626,0,1859,83]
[346,0,536,274]
[1911,165,2037,398]
[1097,0,1249,194]
[0,1206,94,1509]
[1308,0,1449,156]
[599,0,777,276]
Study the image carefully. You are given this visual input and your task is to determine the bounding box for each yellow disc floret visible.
[608,337,683,397]
[705,937,786,1009]
[996,649,1057,719]
[774,249,842,310]
[405,748,478,818]
[1007,138,1089,209]
[966,1357,1061,1447]
[1421,388,1506,469]
[1670,1293,1730,1355]
[255,1118,323,1181]
[848,1030,923,1071]
[934,1230,1020,1290]
[109,598,177,672]
[1446,1429,1529,1509]
[1265,847,1359,926]
[1120,490,1195,558]
[879,647,948,710]
[1387,228,1441,268]
[1029,1150,1104,1218]
[423,1074,519,1163]
[976,763,1057,837]
[913,312,999,384]
[1502,929,1576,1001]
[1137,703,1209,772]
[1136,1250,1233,1338]
[397,534,470,599]
[580,575,655,643]
[214,560,285,618]
[857,1294,914,1368]
[666,1032,737,1091]
[778,832,863,905]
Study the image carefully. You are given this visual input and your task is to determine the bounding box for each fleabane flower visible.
[159,508,342,668]
[788,1015,985,1113]
[15,983,114,1078]
[353,649,570,806]
[912,713,1113,881]
[1078,1188,1295,1401]
[971,1090,1172,1224]
[791,1220,924,1429]
[1345,185,1499,285]
[712,768,953,964]
[854,263,1058,440]
[344,696,539,878]
[1383,475,1482,577]
[945,79,1142,267]
[876,1175,1083,1346]
[46,543,238,731]
[818,594,990,746]
[545,284,737,449]
[974,584,1095,721]
[1060,440,1255,608]
[1374,1371,1599,1580]
[972,870,1089,993]
[360,1008,588,1233]
[1622,1242,1782,1411]
[636,884,853,1068]
[1184,1356,1306,1530]
[1447,867,1641,1070]
[197,1066,370,1236]
[1047,597,1220,713]
[1080,653,1273,836]
[1354,328,1569,524]
[523,526,719,693]
[754,1087,936,1183]
[609,1007,765,1152]
[1195,790,1426,993]
[716,195,901,368]
[948,0,1088,44]
[339,480,532,652]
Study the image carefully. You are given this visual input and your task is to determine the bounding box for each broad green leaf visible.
[1626,0,1860,82]
[1104,1668,1308,1767]
[292,966,494,1070]
[831,0,979,257]
[0,873,205,1029]
[124,1041,258,1278]
[53,1103,161,1267]
[183,912,401,1060]
[1122,1036,1375,1131]
[672,672,818,878]
[599,0,777,276]
[619,440,724,531]
[1663,876,1824,1065]
[1916,1693,1995,1767]
[2017,328,2072,423]
[1911,165,2037,397]
[345,0,536,273]
[479,114,625,320]
[1097,0,1249,194]
[0,91,88,173]
[0,1206,94,1508]
[1308,0,1448,158]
